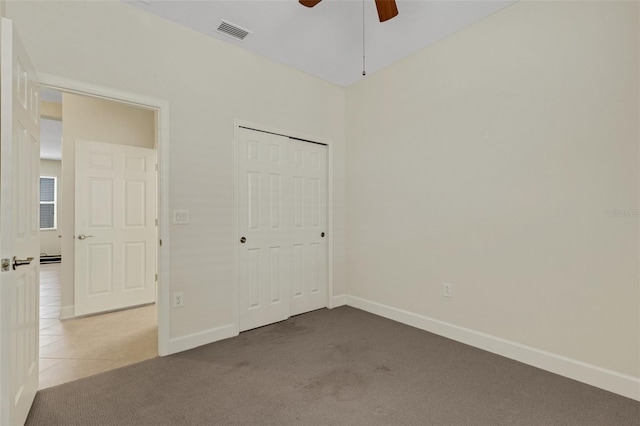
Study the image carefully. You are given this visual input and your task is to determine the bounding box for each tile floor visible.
[39,263,158,389]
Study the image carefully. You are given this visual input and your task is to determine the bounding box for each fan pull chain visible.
[362,0,366,76]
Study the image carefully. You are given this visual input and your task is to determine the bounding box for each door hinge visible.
[155,218,158,226]
[155,273,158,281]
[159,239,163,247]
[155,163,159,171]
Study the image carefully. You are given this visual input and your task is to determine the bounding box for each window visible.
[40,176,57,230]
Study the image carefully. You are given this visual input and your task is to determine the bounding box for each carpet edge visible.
[345,294,640,402]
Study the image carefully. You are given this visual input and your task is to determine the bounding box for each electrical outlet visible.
[442,283,453,298]
[173,292,184,308]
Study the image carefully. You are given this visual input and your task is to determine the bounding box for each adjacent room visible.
[37,88,159,389]
[0,0,637,424]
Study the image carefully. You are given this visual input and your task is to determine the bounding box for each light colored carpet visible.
[26,306,640,425]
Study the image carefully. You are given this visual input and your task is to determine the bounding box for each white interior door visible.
[237,127,327,332]
[237,128,292,332]
[0,17,41,426]
[74,140,157,316]
[290,139,327,315]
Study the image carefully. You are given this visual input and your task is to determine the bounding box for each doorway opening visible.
[37,88,160,389]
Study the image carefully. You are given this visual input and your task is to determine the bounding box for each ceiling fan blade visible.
[375,0,399,22]
[300,0,322,7]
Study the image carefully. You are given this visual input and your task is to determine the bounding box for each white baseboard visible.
[345,295,640,402]
[59,305,74,320]
[167,324,237,355]
[330,294,348,308]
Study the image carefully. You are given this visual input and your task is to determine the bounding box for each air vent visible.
[217,20,251,41]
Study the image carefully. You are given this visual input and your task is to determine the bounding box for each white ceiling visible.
[41,88,62,104]
[124,0,516,87]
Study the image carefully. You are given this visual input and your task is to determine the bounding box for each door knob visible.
[240,237,246,243]
[77,234,94,240]
[321,232,325,238]
[12,256,34,270]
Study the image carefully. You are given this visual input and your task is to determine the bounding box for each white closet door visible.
[237,128,292,332]
[289,139,327,315]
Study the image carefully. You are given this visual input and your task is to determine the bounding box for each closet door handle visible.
[240,237,246,243]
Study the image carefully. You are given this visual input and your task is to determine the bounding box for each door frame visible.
[38,73,171,356]
[232,119,335,335]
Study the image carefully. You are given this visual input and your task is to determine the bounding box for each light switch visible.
[173,209,189,224]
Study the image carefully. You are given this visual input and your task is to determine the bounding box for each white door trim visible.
[38,73,171,356]
[233,119,335,336]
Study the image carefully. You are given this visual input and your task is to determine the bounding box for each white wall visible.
[6,0,347,342]
[346,0,639,381]
[60,93,156,313]
[39,159,61,256]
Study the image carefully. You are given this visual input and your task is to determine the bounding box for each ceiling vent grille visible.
[216,21,251,41]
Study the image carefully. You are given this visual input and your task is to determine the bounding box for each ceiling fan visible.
[299,0,399,23]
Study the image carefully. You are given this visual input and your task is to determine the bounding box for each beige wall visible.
[59,93,155,312]
[40,101,62,120]
[63,94,155,149]
[39,159,62,256]
[6,0,347,339]
[346,1,639,378]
